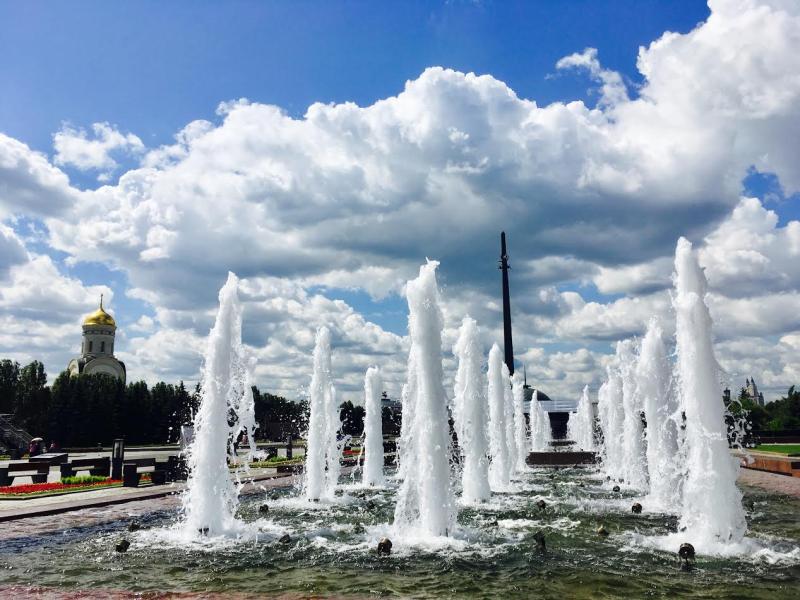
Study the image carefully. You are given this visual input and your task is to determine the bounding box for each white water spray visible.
[363,366,384,486]
[619,339,648,489]
[503,364,518,475]
[452,317,491,503]
[598,364,625,481]
[487,343,511,490]
[393,260,455,537]
[511,372,527,472]
[674,237,746,544]
[529,389,551,452]
[568,385,596,451]
[304,326,342,501]
[637,317,681,509]
[182,272,256,536]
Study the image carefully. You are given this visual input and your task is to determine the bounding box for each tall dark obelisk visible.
[499,231,514,375]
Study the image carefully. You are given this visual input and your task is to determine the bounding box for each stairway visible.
[0,414,33,452]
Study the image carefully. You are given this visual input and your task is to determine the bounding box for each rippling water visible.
[1,467,799,598]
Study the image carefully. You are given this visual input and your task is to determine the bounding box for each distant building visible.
[741,377,765,407]
[67,296,126,382]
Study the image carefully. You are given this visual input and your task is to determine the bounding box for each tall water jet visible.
[305,326,341,501]
[393,261,455,537]
[619,339,648,489]
[182,272,255,536]
[637,317,681,509]
[453,317,491,503]
[568,385,596,451]
[363,366,384,487]
[674,237,745,545]
[487,343,511,490]
[511,372,528,472]
[503,364,518,475]
[529,390,551,452]
[597,365,625,481]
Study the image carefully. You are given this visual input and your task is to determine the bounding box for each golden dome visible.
[83,295,116,328]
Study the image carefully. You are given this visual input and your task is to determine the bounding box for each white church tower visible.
[67,295,126,382]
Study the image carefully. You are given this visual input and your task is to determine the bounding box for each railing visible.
[0,414,33,448]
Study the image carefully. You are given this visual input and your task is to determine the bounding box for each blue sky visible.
[1,1,710,154]
[1,0,799,401]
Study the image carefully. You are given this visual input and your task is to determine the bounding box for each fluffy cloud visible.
[53,122,144,181]
[0,134,75,218]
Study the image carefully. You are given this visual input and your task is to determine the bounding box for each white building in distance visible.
[67,296,126,382]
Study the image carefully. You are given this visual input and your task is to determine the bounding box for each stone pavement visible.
[0,472,303,541]
[737,467,800,499]
[0,468,296,523]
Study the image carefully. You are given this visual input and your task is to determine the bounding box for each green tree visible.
[15,361,50,436]
[0,359,20,413]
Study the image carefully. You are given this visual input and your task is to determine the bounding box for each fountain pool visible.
[1,466,798,598]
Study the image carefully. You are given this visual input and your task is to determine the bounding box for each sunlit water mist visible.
[305,326,341,501]
[393,260,456,538]
[503,363,518,476]
[637,317,681,509]
[674,237,746,548]
[568,385,596,451]
[181,272,256,537]
[453,316,491,503]
[488,343,511,490]
[363,366,384,487]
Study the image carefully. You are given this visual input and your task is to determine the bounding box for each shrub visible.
[60,475,109,485]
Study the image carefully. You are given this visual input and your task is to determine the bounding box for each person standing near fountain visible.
[488,343,511,490]
[393,261,455,537]
[363,366,384,487]
[453,317,491,503]
[674,238,746,545]
[182,272,256,536]
[305,326,341,501]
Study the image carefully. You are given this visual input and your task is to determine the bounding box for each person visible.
[28,439,42,457]
[48,440,59,452]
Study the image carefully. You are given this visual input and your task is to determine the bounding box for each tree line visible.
[735,385,800,432]
[0,359,401,449]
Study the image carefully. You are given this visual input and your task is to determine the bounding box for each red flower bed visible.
[0,479,123,495]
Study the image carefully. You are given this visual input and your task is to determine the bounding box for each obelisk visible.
[499,232,514,375]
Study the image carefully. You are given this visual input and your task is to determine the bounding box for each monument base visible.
[526,451,597,466]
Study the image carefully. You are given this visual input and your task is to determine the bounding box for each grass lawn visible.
[754,444,800,455]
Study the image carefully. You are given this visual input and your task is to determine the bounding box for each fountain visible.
[304,326,341,501]
[452,316,491,503]
[618,339,648,489]
[511,371,527,472]
[393,260,456,537]
[503,363,518,475]
[181,272,256,536]
[487,343,511,490]
[637,317,681,509]
[529,389,551,452]
[597,363,625,482]
[568,385,596,451]
[674,237,746,546]
[363,366,384,487]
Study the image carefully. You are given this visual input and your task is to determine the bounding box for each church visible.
[67,296,126,382]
